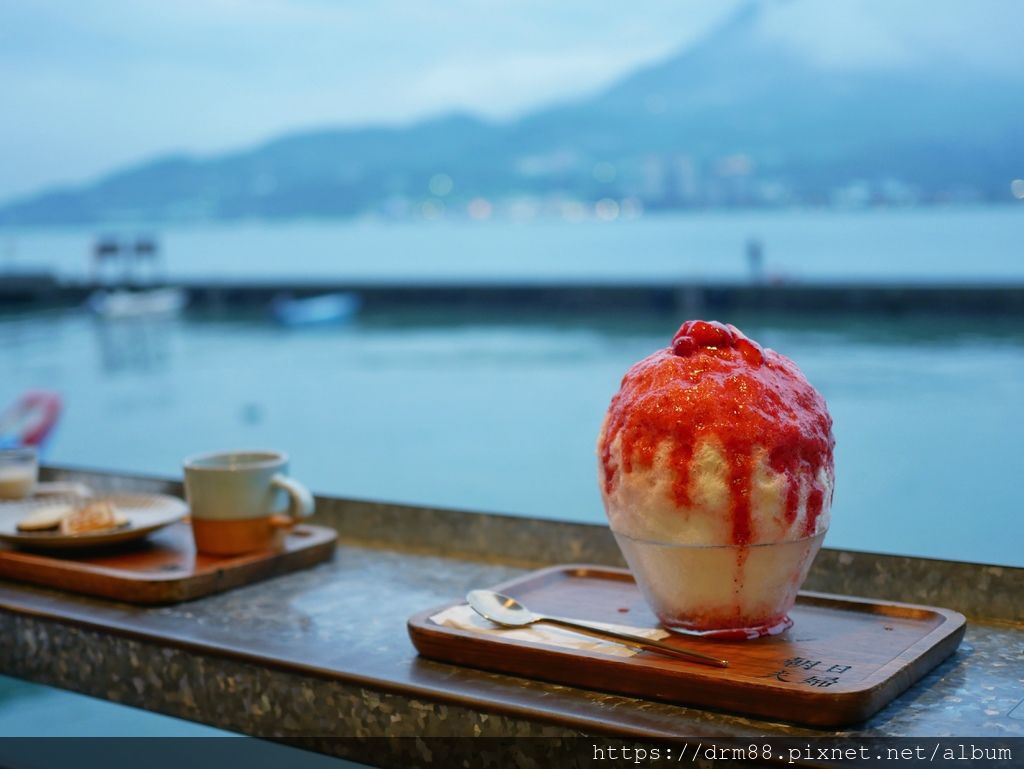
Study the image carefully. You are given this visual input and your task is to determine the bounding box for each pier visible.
[3,274,1024,316]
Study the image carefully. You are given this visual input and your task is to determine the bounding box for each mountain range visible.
[2,1,1022,225]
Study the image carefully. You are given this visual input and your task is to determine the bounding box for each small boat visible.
[271,292,361,327]
[87,287,188,320]
[87,233,187,320]
[0,391,62,449]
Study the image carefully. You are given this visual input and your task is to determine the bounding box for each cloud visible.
[0,0,737,199]
[1,0,1021,201]
[755,0,1024,73]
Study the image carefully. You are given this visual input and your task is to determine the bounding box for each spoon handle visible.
[536,615,729,668]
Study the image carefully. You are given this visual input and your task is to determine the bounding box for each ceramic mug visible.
[183,450,314,555]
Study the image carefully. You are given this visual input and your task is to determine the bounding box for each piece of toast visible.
[59,501,128,535]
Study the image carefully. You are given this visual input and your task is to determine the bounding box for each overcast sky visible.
[1,0,1021,201]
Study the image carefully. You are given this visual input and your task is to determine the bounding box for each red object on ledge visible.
[0,390,62,449]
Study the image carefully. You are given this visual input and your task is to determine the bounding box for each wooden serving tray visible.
[408,564,966,727]
[0,522,337,604]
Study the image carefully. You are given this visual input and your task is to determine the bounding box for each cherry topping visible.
[671,335,696,356]
[736,337,765,366]
[693,321,732,347]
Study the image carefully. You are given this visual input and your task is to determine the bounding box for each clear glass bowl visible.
[613,529,826,639]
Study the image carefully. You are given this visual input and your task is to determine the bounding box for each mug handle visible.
[269,474,315,527]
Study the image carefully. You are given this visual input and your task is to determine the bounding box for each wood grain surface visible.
[0,522,337,604]
[408,564,966,727]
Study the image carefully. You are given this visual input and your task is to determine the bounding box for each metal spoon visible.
[466,590,728,668]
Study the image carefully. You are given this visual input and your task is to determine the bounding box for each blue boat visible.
[270,292,361,327]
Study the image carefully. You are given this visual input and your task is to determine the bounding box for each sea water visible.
[0,307,1020,568]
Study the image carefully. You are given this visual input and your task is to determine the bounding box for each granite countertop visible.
[0,467,1022,761]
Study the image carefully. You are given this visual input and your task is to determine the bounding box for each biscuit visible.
[17,504,74,532]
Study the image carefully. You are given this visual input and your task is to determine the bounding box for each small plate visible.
[0,493,188,550]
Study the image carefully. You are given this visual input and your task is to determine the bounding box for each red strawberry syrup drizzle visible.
[600,321,834,546]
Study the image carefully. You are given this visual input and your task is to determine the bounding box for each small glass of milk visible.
[0,447,38,500]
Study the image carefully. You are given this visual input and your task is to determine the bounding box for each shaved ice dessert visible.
[598,320,835,638]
